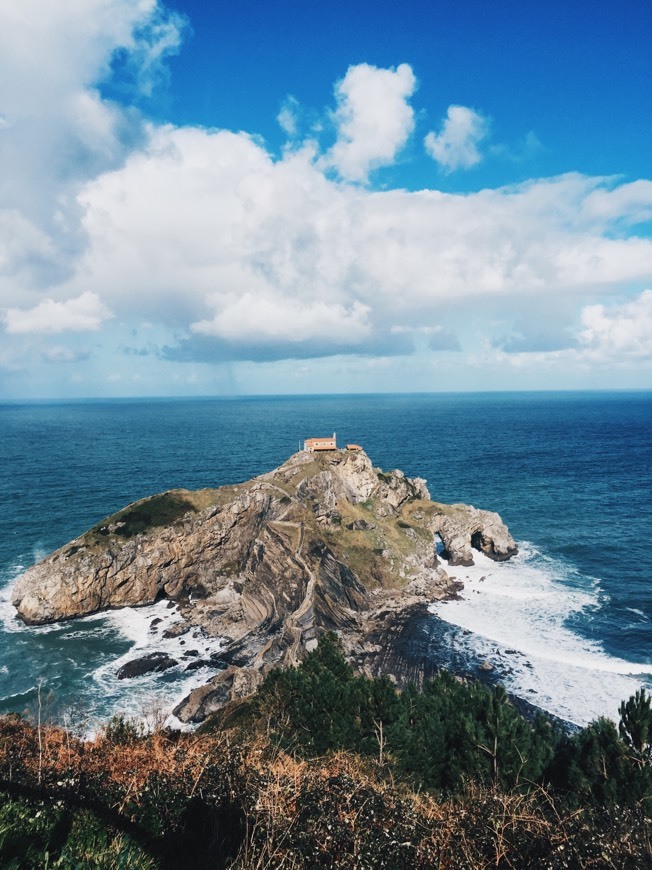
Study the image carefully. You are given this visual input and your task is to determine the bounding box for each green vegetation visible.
[249,634,652,805]
[0,638,650,867]
[0,794,156,869]
[89,489,223,541]
[321,497,433,589]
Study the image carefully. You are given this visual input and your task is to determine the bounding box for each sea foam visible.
[430,544,652,726]
[0,564,226,729]
[91,601,226,730]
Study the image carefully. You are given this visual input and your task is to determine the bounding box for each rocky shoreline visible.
[12,448,518,723]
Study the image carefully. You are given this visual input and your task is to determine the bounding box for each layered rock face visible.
[12,449,517,721]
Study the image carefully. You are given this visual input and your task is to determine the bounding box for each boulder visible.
[116,653,178,679]
[162,621,190,638]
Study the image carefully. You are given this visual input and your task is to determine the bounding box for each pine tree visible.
[563,718,626,807]
[619,688,652,767]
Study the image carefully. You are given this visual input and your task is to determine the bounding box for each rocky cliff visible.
[12,448,517,721]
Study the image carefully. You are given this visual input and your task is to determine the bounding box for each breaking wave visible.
[430,544,652,726]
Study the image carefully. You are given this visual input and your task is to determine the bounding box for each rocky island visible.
[12,447,517,723]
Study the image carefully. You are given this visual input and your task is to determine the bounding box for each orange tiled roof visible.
[304,436,337,451]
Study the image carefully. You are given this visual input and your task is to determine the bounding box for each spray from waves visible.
[89,601,227,731]
[32,542,49,565]
[1,561,227,731]
[430,543,652,726]
[626,607,649,622]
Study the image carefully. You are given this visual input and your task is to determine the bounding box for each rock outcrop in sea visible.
[12,448,517,722]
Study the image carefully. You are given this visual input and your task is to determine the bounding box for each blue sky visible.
[0,0,651,398]
[155,0,651,188]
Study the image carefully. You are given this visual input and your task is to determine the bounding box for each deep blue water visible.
[0,392,651,727]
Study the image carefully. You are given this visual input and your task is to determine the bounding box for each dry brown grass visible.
[0,715,650,868]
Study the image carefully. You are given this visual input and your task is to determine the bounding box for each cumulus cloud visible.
[111,2,187,97]
[489,290,652,373]
[323,63,416,183]
[192,294,371,344]
[54,120,652,364]
[1,2,651,391]
[3,291,112,334]
[581,180,652,228]
[0,0,185,298]
[578,290,652,361]
[425,105,490,172]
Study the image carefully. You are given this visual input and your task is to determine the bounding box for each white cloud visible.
[192,293,371,344]
[3,291,112,334]
[581,180,652,228]
[119,3,186,97]
[323,63,416,183]
[489,290,652,373]
[278,96,300,138]
[579,290,652,361]
[0,1,650,392]
[425,105,490,172]
[0,210,63,303]
[0,0,185,298]
[55,120,652,365]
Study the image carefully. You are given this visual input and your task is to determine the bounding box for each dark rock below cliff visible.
[117,653,178,679]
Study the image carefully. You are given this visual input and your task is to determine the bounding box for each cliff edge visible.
[12,448,517,721]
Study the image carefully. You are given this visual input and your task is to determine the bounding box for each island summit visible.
[12,446,517,724]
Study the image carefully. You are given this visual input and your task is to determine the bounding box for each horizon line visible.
[1,387,651,405]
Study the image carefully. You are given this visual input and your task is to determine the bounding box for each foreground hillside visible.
[1,637,650,868]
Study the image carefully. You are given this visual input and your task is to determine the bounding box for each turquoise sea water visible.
[0,392,650,728]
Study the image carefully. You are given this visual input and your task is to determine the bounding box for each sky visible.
[0,0,651,398]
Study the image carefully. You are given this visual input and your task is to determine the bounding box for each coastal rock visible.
[173,666,262,722]
[11,448,518,721]
[162,621,190,639]
[434,505,518,566]
[116,653,178,679]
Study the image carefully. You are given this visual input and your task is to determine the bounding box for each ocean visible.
[0,392,650,731]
